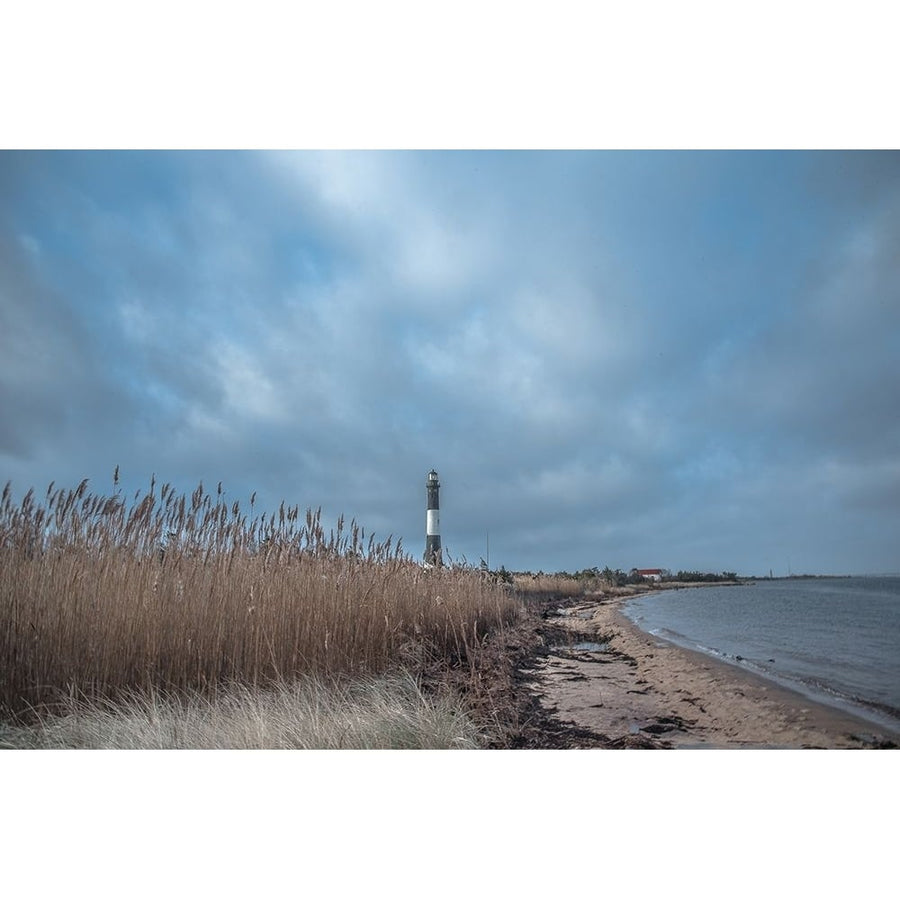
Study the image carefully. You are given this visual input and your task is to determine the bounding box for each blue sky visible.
[2,150,899,575]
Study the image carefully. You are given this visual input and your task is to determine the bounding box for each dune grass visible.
[0,475,521,734]
[0,673,481,749]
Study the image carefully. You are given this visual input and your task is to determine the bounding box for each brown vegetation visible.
[511,573,588,598]
[0,476,520,723]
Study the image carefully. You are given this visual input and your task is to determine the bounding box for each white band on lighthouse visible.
[426,509,440,536]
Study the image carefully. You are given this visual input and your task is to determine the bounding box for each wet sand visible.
[523,595,900,748]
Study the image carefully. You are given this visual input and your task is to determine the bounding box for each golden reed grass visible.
[0,475,520,719]
[511,572,605,599]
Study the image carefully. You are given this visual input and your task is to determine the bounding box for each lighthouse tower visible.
[424,469,442,566]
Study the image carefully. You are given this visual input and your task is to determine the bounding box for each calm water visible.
[622,577,900,733]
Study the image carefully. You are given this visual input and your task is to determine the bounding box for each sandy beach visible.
[522,594,900,748]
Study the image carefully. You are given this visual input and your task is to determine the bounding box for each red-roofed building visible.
[632,568,664,582]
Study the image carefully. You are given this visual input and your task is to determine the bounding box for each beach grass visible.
[0,672,481,749]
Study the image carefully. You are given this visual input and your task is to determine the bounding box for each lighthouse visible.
[424,469,442,566]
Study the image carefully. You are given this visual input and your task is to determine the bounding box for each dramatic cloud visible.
[1,150,898,574]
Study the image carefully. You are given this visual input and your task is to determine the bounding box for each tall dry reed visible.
[511,573,599,600]
[0,476,520,719]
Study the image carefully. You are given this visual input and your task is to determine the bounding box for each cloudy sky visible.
[1,150,898,575]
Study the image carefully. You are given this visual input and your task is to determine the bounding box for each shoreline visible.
[612,602,900,746]
[524,593,899,748]
[618,596,900,737]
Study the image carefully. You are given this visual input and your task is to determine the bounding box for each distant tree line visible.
[674,570,738,583]
[480,564,739,585]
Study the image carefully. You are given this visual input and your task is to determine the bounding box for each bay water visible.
[622,576,900,734]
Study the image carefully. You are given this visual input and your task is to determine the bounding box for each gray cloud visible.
[0,232,129,478]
